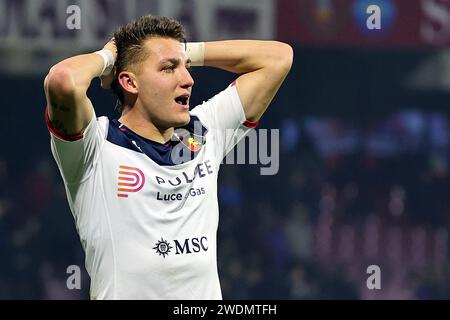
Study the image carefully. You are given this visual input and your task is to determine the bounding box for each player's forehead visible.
[143,37,188,64]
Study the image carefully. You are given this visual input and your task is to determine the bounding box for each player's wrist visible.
[186,42,205,67]
[94,49,115,77]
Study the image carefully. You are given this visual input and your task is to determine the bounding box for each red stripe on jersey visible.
[230,79,237,87]
[45,107,84,142]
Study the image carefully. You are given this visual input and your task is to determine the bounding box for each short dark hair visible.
[111,15,186,112]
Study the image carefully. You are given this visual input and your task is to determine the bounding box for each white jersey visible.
[47,85,256,300]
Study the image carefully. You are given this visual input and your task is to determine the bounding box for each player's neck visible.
[118,106,174,144]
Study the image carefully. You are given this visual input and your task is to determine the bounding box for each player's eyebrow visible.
[159,58,191,66]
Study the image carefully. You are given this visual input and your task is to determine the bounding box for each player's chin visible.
[172,111,191,127]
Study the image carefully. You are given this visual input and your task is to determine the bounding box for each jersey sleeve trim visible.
[229,79,260,129]
[45,107,84,142]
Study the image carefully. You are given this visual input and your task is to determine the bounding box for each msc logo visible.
[117,165,145,198]
[153,236,208,258]
[153,238,173,258]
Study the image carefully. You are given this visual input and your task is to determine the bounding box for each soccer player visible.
[44,15,292,299]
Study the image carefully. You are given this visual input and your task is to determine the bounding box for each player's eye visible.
[162,65,176,72]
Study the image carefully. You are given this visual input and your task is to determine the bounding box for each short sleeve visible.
[190,84,258,163]
[46,110,106,185]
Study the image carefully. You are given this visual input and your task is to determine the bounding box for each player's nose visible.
[180,66,194,89]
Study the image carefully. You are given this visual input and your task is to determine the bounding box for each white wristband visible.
[94,49,115,76]
[186,42,205,66]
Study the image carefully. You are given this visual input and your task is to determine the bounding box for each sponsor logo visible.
[155,160,214,187]
[153,238,173,258]
[153,236,209,258]
[154,160,212,201]
[117,165,145,198]
[156,187,206,202]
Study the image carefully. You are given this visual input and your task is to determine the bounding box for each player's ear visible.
[118,71,138,95]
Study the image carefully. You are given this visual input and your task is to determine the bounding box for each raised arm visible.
[203,40,293,122]
[44,41,116,137]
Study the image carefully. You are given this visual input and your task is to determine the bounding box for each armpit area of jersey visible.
[107,116,208,166]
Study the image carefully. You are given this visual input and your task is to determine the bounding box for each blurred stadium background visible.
[1,0,450,299]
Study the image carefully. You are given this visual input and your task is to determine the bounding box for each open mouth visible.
[175,95,189,107]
